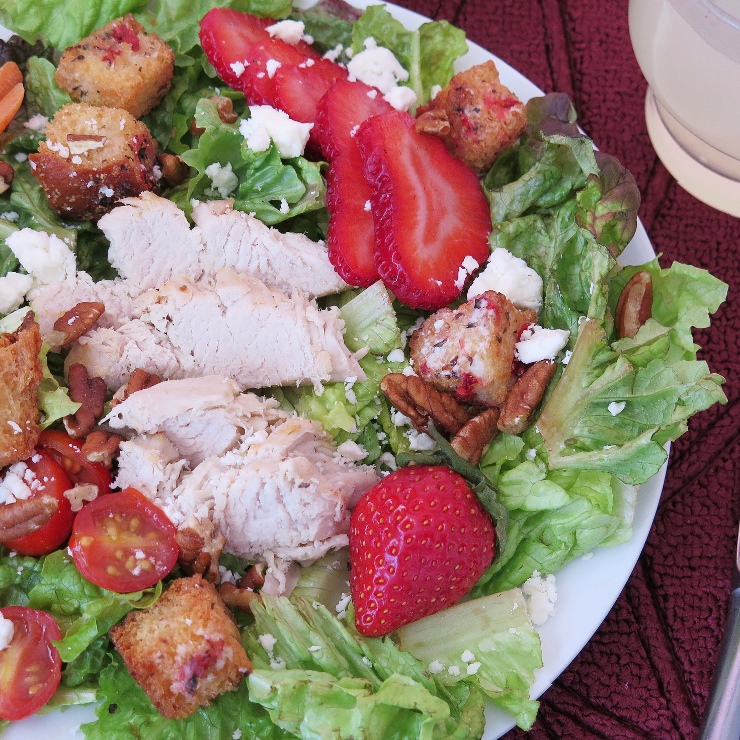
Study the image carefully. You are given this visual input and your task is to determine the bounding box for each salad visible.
[0,0,729,738]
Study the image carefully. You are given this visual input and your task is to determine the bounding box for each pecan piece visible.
[158,153,189,187]
[0,161,14,195]
[498,359,557,435]
[64,363,107,438]
[175,524,221,582]
[0,494,58,542]
[190,95,238,135]
[451,408,500,465]
[415,109,451,137]
[381,373,471,436]
[238,563,266,591]
[616,270,653,338]
[111,368,162,408]
[81,429,124,465]
[218,583,259,613]
[53,301,105,347]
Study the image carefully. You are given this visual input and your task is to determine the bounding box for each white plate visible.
[1,2,662,737]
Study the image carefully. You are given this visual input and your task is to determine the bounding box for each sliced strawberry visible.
[199,9,320,96]
[272,59,348,126]
[326,147,379,287]
[314,79,395,160]
[349,465,495,637]
[356,110,492,311]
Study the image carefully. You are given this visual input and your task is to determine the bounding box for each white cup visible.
[629,0,740,215]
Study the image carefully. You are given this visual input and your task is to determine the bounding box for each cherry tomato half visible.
[38,429,112,495]
[0,606,62,721]
[4,449,75,556]
[68,488,179,593]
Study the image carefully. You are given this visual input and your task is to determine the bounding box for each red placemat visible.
[395,1,739,737]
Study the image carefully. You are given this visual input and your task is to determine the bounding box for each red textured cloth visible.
[393,1,739,737]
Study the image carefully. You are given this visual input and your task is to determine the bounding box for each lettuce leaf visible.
[179,98,326,226]
[245,595,487,738]
[350,4,467,107]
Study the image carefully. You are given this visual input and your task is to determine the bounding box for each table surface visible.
[392,0,739,737]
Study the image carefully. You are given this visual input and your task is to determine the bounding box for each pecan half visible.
[64,363,107,438]
[111,368,162,408]
[53,301,105,347]
[498,360,557,435]
[218,583,259,613]
[158,153,189,187]
[616,270,653,338]
[0,161,14,195]
[238,563,266,591]
[0,494,57,542]
[381,373,471,436]
[415,109,451,137]
[81,429,124,465]
[451,408,500,465]
[176,524,222,583]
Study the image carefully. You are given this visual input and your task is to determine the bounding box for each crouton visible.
[55,14,174,119]
[0,312,42,468]
[410,291,537,408]
[415,61,527,173]
[29,102,159,221]
[109,575,252,719]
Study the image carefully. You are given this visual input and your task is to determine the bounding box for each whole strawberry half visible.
[350,465,495,637]
[356,110,492,311]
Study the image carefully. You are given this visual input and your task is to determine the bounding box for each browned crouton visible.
[0,312,42,467]
[55,15,175,119]
[410,291,536,408]
[29,102,159,221]
[109,575,252,719]
[415,61,527,173]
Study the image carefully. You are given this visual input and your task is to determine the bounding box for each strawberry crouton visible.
[109,575,252,719]
[415,61,527,173]
[55,14,174,119]
[29,102,159,221]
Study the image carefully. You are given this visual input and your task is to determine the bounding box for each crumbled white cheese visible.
[515,325,570,364]
[608,401,626,416]
[466,661,481,675]
[0,613,14,651]
[430,84,442,99]
[347,38,409,94]
[0,211,19,222]
[265,58,282,79]
[522,570,557,626]
[0,461,39,505]
[361,656,372,667]
[323,44,343,62]
[561,349,572,365]
[258,633,278,652]
[379,452,397,470]
[24,113,48,133]
[461,649,475,663]
[14,152,27,162]
[363,199,371,212]
[383,85,416,111]
[406,428,435,451]
[239,105,313,158]
[205,162,239,198]
[387,348,405,363]
[0,271,33,314]
[455,255,480,290]
[428,660,445,674]
[218,565,238,584]
[6,228,76,294]
[447,665,461,676]
[266,20,311,45]
[230,60,248,78]
[335,592,351,619]
[279,198,290,214]
[232,731,242,740]
[99,186,114,198]
[467,247,543,311]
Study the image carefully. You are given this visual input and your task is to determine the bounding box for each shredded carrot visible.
[0,82,25,133]
[0,61,22,101]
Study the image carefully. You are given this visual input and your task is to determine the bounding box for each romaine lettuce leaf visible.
[179,98,326,225]
[24,55,73,118]
[350,4,467,107]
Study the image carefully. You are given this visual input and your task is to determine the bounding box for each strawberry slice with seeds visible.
[356,110,492,311]
[314,79,394,160]
[326,147,379,287]
[349,465,495,637]
[199,9,320,98]
[272,59,348,126]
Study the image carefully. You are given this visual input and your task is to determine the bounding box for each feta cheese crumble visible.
[467,247,543,311]
[239,105,313,158]
[266,20,312,45]
[522,570,558,626]
[428,660,445,674]
[5,228,76,295]
[205,162,238,198]
[0,612,14,651]
[516,325,570,364]
[608,401,626,416]
[0,271,33,314]
[347,38,412,111]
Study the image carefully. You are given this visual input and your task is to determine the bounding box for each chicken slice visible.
[65,269,364,392]
[98,192,348,298]
[111,376,378,589]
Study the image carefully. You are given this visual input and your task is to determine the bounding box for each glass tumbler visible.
[629,0,740,216]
